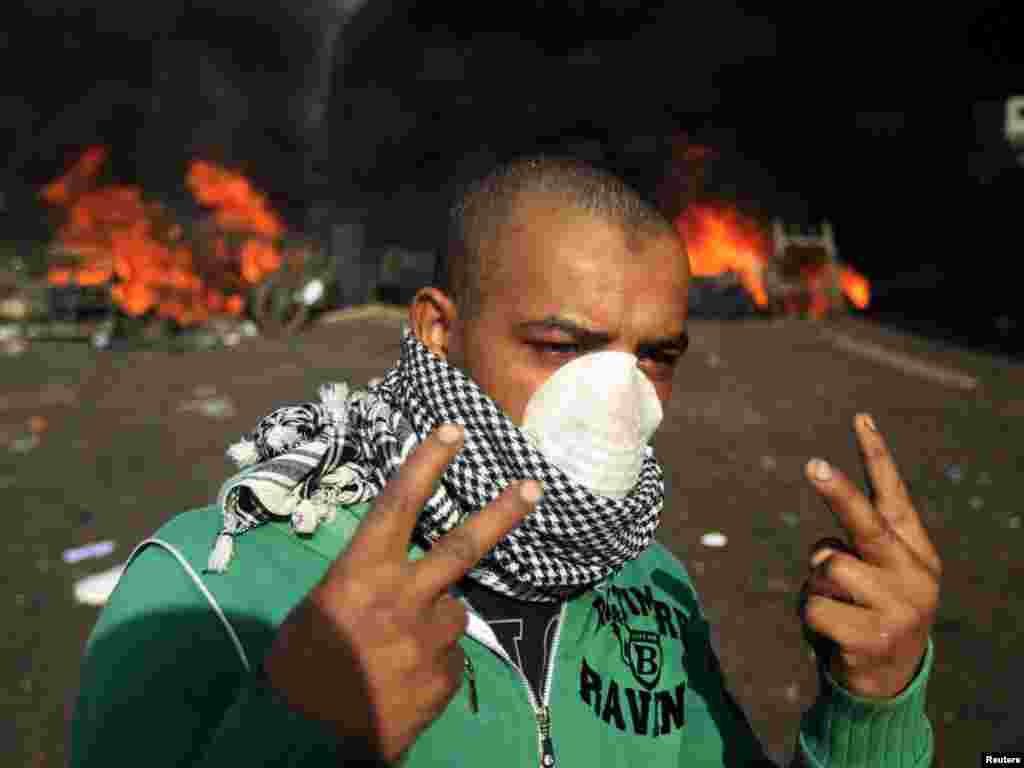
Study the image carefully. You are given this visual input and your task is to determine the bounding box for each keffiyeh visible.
[210,323,665,602]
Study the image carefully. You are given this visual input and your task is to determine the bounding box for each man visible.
[70,157,939,766]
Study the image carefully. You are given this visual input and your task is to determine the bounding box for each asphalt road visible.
[3,307,1021,766]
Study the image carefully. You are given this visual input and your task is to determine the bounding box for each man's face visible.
[412,193,691,427]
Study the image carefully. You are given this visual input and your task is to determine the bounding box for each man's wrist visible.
[798,636,935,768]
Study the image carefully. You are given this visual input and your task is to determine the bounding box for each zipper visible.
[464,655,479,714]
[460,598,568,768]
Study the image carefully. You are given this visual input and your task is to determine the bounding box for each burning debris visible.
[17,146,335,347]
[40,147,270,325]
[677,205,871,319]
[765,220,869,318]
[662,133,871,319]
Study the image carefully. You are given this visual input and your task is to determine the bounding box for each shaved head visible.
[412,155,690,427]
[434,156,680,321]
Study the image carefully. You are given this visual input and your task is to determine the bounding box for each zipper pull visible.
[537,706,555,767]
[464,655,479,714]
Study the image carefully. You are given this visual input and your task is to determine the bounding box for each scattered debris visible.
[73,564,126,607]
[1009,516,1021,530]
[297,278,325,306]
[780,512,800,528]
[968,496,984,511]
[177,394,236,420]
[9,434,40,454]
[945,465,964,484]
[28,416,48,434]
[822,329,979,391]
[760,455,777,471]
[1,336,26,357]
[192,385,218,398]
[701,531,728,548]
[91,318,115,350]
[705,352,722,368]
[62,540,116,564]
[0,322,28,355]
[0,296,29,320]
[784,683,800,703]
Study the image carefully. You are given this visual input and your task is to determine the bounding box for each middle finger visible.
[806,458,915,571]
[806,551,898,612]
[412,480,542,601]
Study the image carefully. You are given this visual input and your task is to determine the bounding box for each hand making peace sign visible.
[800,413,942,699]
[264,423,540,763]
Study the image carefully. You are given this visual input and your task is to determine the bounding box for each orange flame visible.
[186,161,285,238]
[41,149,285,326]
[675,205,770,307]
[675,204,871,315]
[840,268,870,309]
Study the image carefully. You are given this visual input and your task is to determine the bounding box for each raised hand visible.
[263,423,542,762]
[799,413,942,699]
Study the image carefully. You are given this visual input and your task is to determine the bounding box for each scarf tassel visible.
[207,534,235,573]
[226,437,260,469]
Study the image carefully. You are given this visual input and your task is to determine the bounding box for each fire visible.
[186,160,285,238]
[839,268,870,309]
[675,204,770,307]
[675,204,871,316]
[40,147,289,326]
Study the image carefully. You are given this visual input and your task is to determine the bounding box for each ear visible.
[409,287,459,359]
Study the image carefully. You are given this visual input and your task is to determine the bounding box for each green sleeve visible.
[795,637,935,768]
[67,544,350,767]
[664,551,933,768]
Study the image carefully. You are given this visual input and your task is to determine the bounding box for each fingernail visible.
[810,549,832,569]
[438,423,462,444]
[808,459,832,482]
[861,413,877,432]
[520,480,543,504]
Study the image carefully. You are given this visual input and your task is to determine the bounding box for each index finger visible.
[346,423,464,562]
[411,480,542,600]
[854,413,941,575]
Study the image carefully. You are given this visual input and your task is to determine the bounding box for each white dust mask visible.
[521,350,664,499]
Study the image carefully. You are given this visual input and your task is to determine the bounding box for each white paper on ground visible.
[73,563,127,606]
[700,532,728,548]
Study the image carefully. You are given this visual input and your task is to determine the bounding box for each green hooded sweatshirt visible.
[70,501,934,767]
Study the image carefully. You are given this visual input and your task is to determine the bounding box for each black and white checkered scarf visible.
[209,323,665,602]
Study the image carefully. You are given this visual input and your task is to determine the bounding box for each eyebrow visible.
[515,315,689,355]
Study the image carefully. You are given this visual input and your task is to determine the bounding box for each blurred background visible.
[1,2,1021,766]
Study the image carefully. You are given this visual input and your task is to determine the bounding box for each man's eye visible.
[535,342,580,356]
